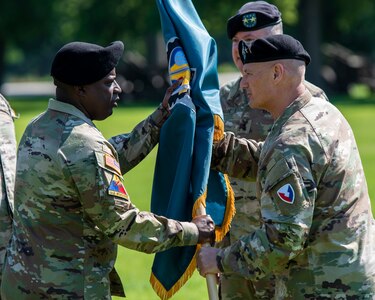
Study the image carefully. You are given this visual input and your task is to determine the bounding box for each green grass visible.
[8,97,375,299]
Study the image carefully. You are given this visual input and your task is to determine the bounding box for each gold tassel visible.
[213,114,224,141]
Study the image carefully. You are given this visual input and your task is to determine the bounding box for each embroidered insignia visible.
[277,184,295,204]
[168,41,191,87]
[166,37,192,104]
[242,13,257,28]
[104,154,121,174]
[108,174,129,200]
[241,40,251,62]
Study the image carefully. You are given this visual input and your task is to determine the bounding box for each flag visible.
[150,0,235,298]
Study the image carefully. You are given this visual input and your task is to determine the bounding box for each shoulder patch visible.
[108,174,129,200]
[104,153,121,174]
[277,184,295,204]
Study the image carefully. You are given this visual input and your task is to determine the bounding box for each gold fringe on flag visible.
[213,114,224,142]
[214,173,235,242]
[150,245,202,300]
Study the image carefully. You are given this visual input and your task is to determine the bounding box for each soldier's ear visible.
[272,63,284,83]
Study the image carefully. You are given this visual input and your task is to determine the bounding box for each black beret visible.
[239,34,311,65]
[51,41,124,85]
[227,1,282,39]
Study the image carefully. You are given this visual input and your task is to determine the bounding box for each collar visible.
[272,89,312,131]
[48,98,95,127]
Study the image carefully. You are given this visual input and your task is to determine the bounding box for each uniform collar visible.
[272,89,312,131]
[48,98,95,126]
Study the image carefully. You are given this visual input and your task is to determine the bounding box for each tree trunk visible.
[299,0,324,88]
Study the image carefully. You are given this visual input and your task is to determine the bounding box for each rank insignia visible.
[277,183,295,204]
[242,13,257,28]
[104,154,121,174]
[108,174,129,200]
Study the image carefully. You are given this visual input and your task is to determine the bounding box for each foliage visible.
[323,0,375,55]
[2,0,375,85]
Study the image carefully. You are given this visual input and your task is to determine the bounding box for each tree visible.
[1,0,374,94]
[0,0,57,84]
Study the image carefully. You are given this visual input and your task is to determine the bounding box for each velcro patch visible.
[277,184,295,204]
[104,154,121,174]
[108,174,129,200]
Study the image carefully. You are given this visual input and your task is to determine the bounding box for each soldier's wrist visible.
[149,104,170,128]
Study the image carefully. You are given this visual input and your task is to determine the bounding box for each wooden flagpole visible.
[196,204,219,300]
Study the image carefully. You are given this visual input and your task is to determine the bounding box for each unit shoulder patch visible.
[277,183,295,204]
[108,174,129,200]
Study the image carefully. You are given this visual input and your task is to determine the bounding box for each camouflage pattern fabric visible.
[212,89,375,298]
[1,99,199,300]
[0,94,17,286]
[217,77,329,299]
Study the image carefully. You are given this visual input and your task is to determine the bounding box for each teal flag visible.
[150,0,235,298]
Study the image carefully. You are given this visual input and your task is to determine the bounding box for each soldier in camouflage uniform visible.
[198,35,375,298]
[0,94,17,286]
[1,41,215,299]
[218,2,328,299]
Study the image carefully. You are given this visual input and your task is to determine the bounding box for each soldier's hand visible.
[192,215,215,245]
[196,246,221,277]
[161,79,182,109]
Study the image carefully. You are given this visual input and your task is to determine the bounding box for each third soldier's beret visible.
[51,41,124,86]
[239,34,311,66]
[227,1,282,39]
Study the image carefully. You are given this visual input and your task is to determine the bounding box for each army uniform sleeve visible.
[211,131,261,180]
[63,134,198,254]
[0,95,17,282]
[216,144,316,280]
[108,104,170,174]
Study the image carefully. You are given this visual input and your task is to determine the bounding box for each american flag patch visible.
[104,154,121,174]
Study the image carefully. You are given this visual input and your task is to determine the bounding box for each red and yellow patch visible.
[108,174,129,200]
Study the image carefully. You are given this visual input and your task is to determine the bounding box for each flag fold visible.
[150,1,235,298]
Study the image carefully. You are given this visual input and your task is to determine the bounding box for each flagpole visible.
[197,205,219,300]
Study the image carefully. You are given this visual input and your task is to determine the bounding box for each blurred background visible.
[0,0,374,101]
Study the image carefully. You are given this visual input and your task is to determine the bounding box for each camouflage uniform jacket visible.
[1,99,199,300]
[212,90,375,298]
[220,77,329,242]
[0,94,17,283]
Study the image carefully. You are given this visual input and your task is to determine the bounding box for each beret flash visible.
[227,1,282,39]
[51,41,124,85]
[239,34,311,66]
